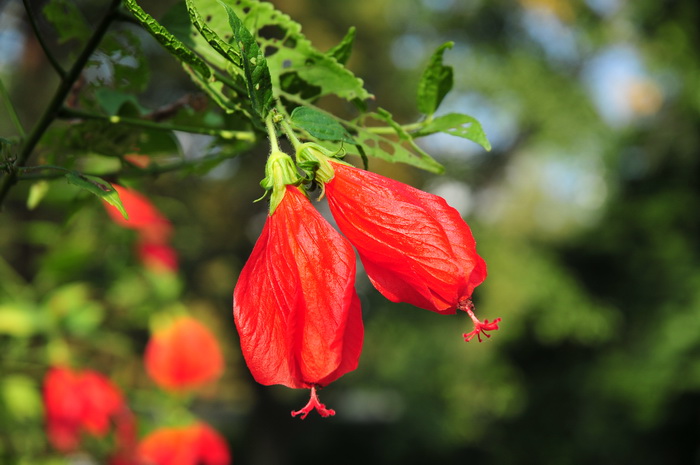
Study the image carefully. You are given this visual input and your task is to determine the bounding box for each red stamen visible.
[291,386,336,419]
[459,299,501,343]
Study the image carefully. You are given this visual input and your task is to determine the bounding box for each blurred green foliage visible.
[2,0,700,464]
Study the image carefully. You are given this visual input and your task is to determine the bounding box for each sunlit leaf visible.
[417,42,454,115]
[27,181,50,210]
[64,173,128,219]
[326,27,356,65]
[413,113,492,151]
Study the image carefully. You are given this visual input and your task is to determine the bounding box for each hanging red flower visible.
[233,183,363,418]
[144,315,224,392]
[43,366,133,452]
[104,184,179,273]
[105,184,172,244]
[137,422,231,465]
[298,144,499,342]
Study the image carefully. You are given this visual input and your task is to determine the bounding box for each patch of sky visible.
[582,44,648,126]
[520,7,580,65]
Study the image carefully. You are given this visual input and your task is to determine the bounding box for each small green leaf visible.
[414,113,492,151]
[27,181,50,210]
[417,42,454,115]
[122,0,211,79]
[326,27,356,65]
[65,173,129,219]
[219,1,274,119]
[43,0,90,44]
[290,107,354,143]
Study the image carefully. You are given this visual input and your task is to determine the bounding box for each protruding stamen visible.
[459,299,501,343]
[291,386,336,419]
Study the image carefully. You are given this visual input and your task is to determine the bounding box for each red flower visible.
[138,241,179,273]
[43,367,132,452]
[144,315,224,392]
[106,184,172,244]
[137,422,230,465]
[321,159,499,342]
[233,185,363,418]
[104,184,179,273]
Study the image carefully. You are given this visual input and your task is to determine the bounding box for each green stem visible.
[59,107,256,141]
[17,153,237,181]
[280,120,302,150]
[22,0,66,78]
[265,113,280,153]
[364,121,424,134]
[0,0,122,209]
[0,78,26,139]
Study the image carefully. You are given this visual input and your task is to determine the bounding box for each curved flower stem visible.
[280,120,302,150]
[0,0,121,210]
[58,107,256,141]
[265,113,281,153]
[22,0,66,78]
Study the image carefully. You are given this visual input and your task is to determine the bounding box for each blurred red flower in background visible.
[43,367,135,452]
[137,422,231,465]
[104,184,178,273]
[233,185,363,418]
[144,315,224,392]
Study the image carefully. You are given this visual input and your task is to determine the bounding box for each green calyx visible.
[260,150,302,214]
[296,142,348,185]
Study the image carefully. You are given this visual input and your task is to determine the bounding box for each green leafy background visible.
[2,0,700,464]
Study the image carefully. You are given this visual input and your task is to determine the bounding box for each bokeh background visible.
[2,0,700,463]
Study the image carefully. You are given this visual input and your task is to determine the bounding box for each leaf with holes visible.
[349,125,444,174]
[413,113,491,151]
[417,42,454,115]
[65,173,128,219]
[174,0,371,103]
[291,107,354,143]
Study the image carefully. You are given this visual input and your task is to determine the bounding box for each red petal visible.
[234,186,363,389]
[326,162,486,313]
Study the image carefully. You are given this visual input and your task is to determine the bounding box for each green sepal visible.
[261,151,302,214]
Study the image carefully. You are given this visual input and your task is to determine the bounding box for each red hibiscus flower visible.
[299,144,499,342]
[233,179,363,418]
[137,422,230,465]
[103,184,179,273]
[43,366,134,452]
[105,184,172,244]
[144,315,224,392]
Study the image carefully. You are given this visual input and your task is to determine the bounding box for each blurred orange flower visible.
[144,315,224,392]
[137,422,231,465]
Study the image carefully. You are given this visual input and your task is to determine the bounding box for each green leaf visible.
[64,173,128,219]
[219,1,274,119]
[417,42,454,115]
[350,126,444,174]
[122,0,211,79]
[175,0,371,103]
[326,27,356,65]
[414,113,492,151]
[43,0,90,44]
[27,181,50,210]
[290,107,354,143]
